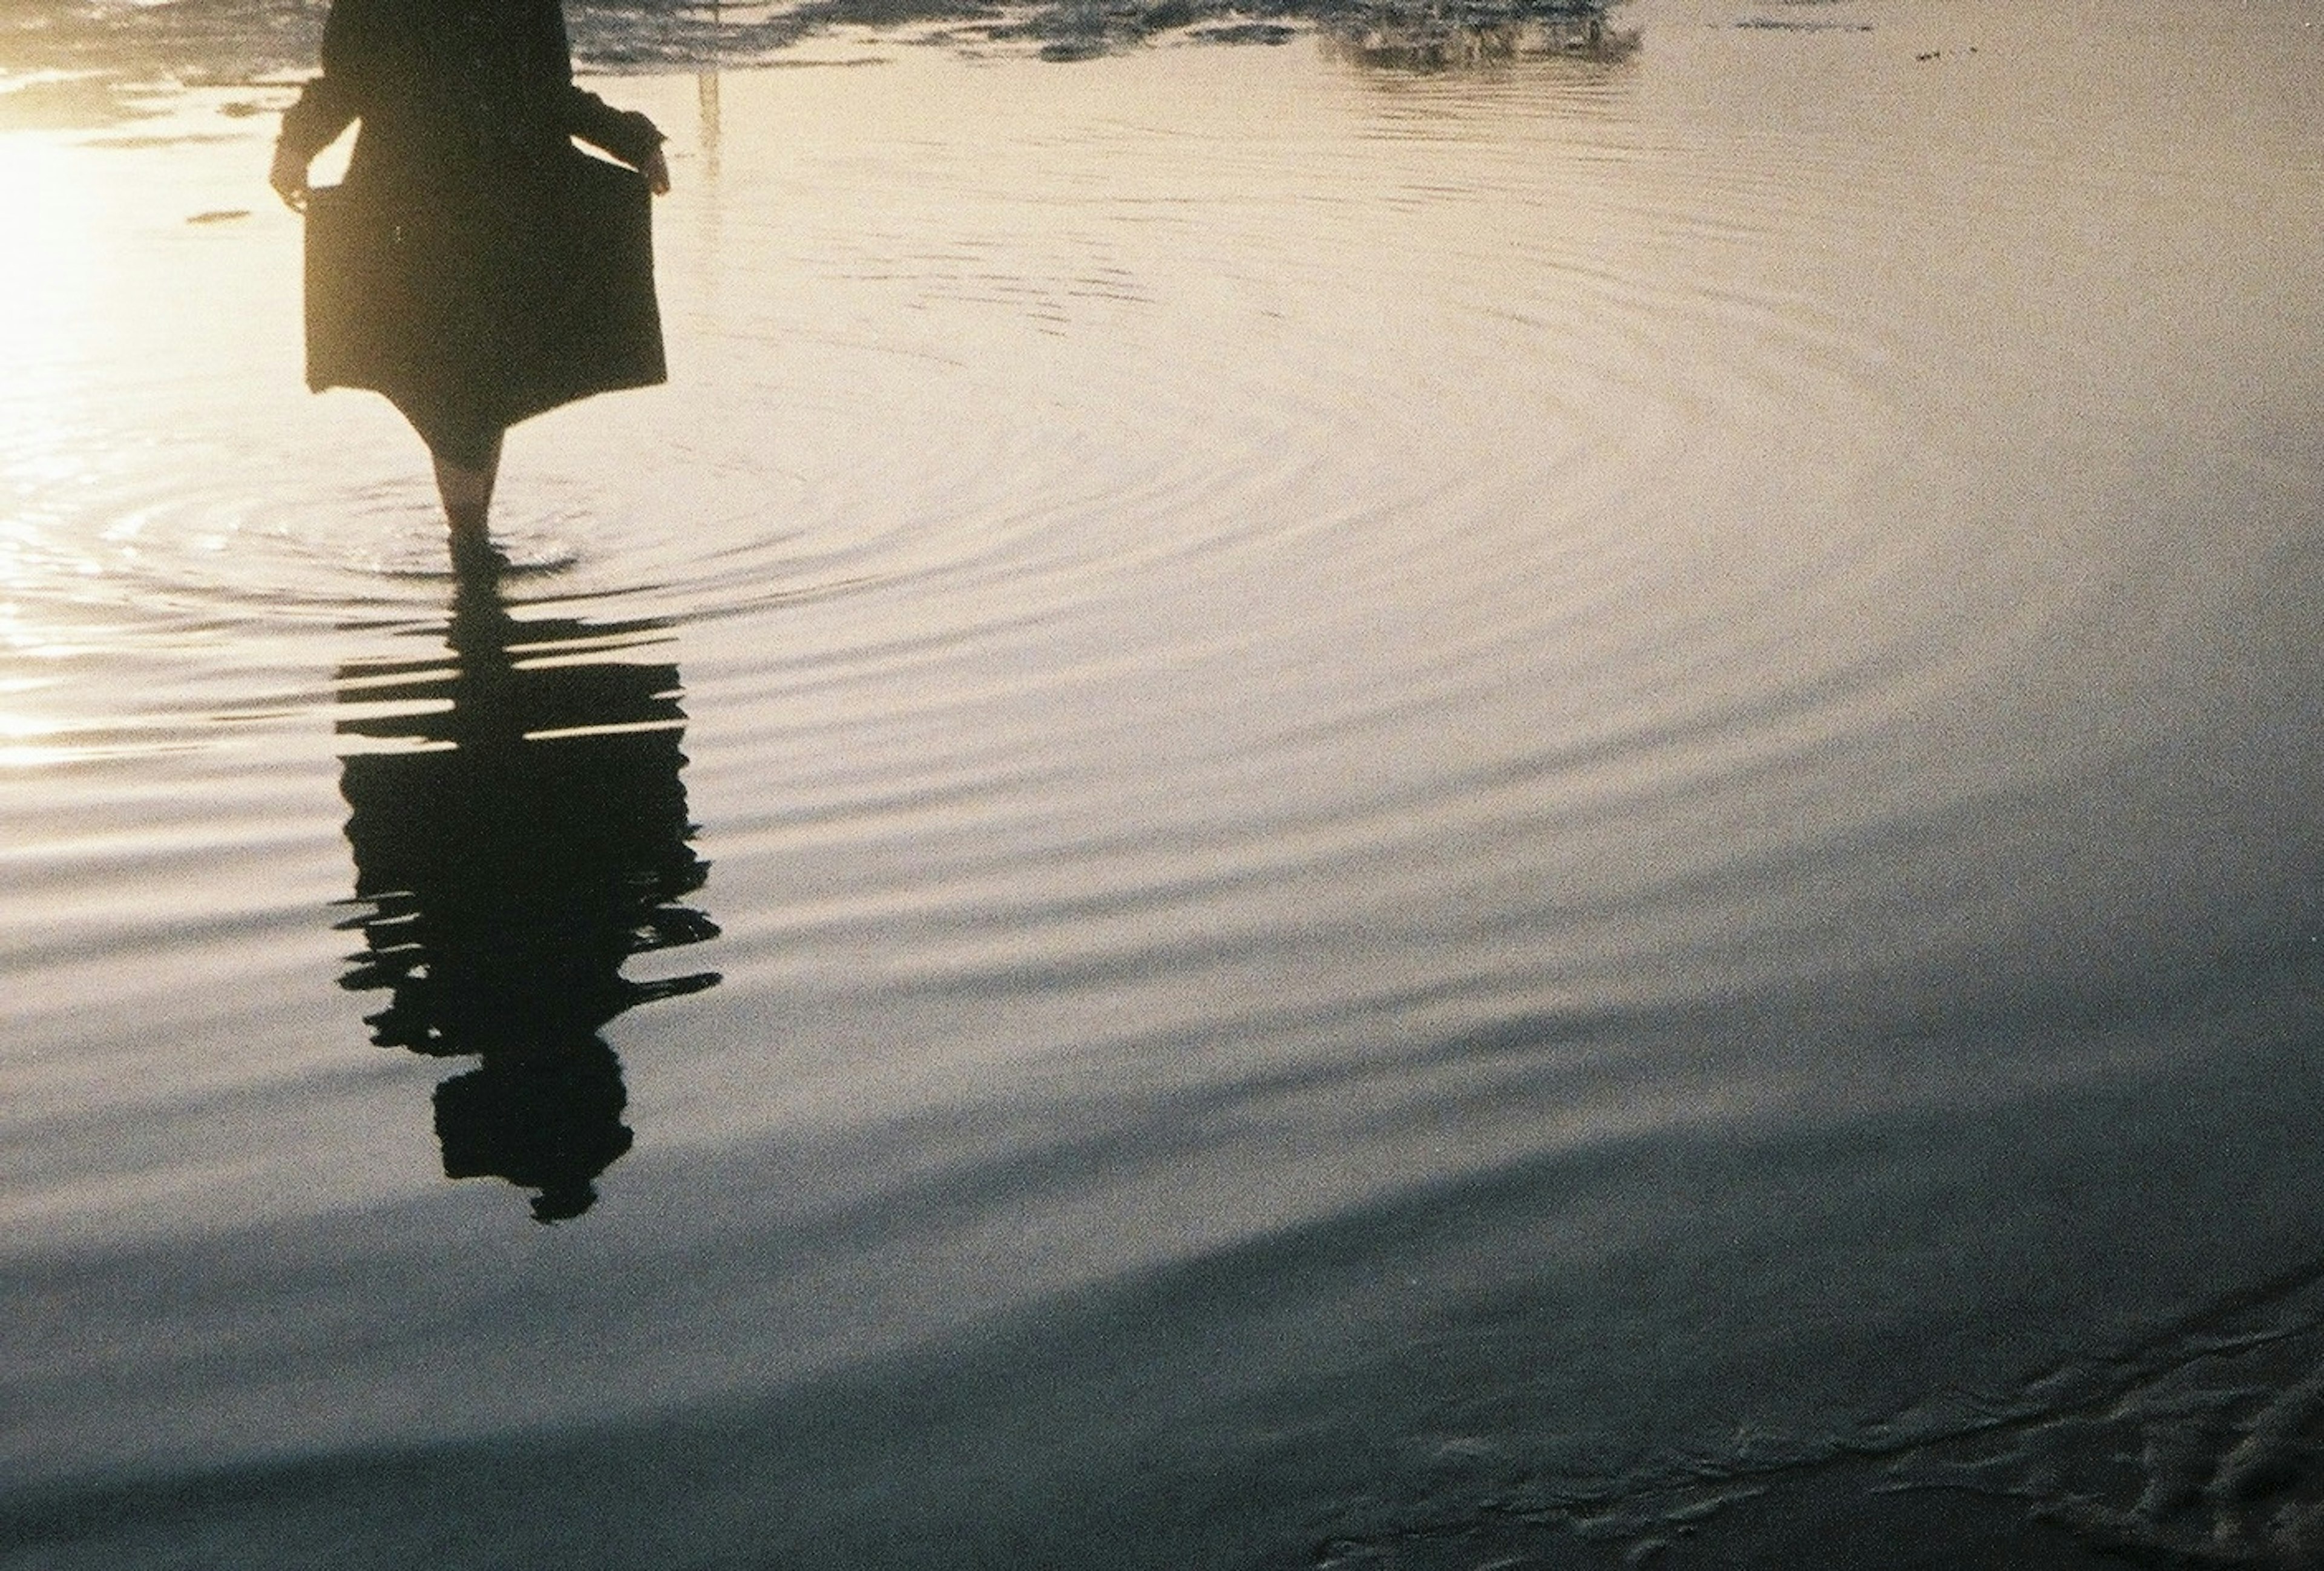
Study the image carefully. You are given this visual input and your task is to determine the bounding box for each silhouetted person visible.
[337,556,717,1220]
[270,0,672,563]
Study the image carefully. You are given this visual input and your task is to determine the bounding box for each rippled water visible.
[7,0,2324,1564]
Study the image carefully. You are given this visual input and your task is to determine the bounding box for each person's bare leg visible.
[433,436,503,539]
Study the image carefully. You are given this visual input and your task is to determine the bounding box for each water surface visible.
[5,0,2324,1564]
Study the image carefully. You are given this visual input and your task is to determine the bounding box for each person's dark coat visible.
[280,0,667,455]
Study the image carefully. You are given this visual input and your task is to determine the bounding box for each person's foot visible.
[448,527,509,576]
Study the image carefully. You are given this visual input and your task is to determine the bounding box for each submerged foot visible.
[448,526,509,577]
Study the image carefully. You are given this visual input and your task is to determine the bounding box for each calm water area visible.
[4,0,2324,1563]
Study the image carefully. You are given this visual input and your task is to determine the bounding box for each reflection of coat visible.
[336,588,717,1061]
[281,0,666,447]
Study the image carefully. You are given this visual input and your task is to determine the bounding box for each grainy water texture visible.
[4,0,2324,1564]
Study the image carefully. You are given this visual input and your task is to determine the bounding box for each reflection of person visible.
[269,0,673,564]
[337,558,718,1221]
[433,1041,635,1224]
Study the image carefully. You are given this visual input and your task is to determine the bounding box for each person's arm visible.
[272,0,369,209]
[566,88,671,193]
[542,0,670,191]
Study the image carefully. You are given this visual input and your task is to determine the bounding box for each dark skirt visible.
[304,147,665,458]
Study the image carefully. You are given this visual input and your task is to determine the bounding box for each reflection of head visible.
[435,1041,635,1224]
[335,565,718,1221]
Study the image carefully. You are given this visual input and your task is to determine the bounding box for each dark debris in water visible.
[1189,20,1299,44]
[0,0,324,82]
[563,0,818,68]
[1320,13,1635,71]
[0,0,1624,95]
[1733,15,1874,31]
[973,0,1617,62]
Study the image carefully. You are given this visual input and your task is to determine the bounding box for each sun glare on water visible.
[0,117,126,535]
[0,131,106,387]
[0,121,122,769]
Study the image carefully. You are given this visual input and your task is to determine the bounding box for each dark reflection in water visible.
[334,564,718,1222]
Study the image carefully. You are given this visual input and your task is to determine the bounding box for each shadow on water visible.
[333,561,718,1223]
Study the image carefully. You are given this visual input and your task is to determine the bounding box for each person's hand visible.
[270,140,310,212]
[640,146,671,196]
